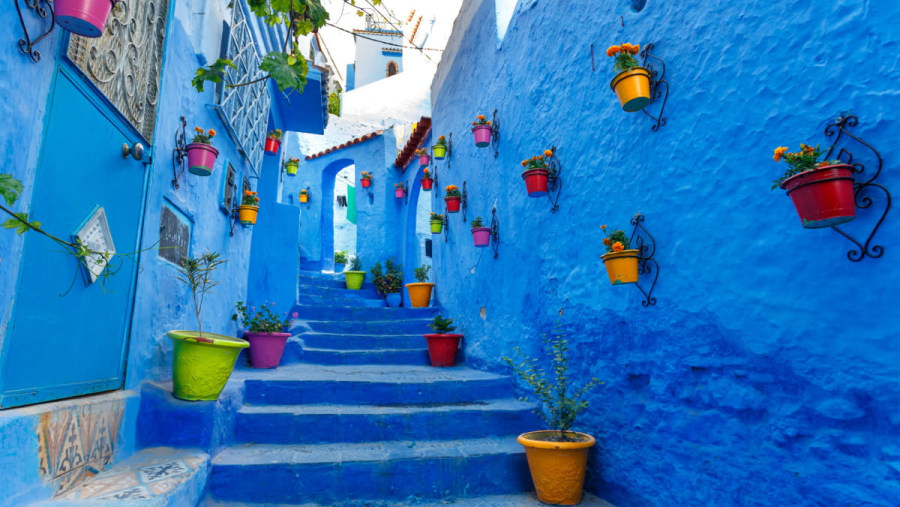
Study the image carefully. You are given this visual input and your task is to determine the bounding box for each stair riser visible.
[243,379,513,405]
[293,305,439,321]
[303,319,433,335]
[235,410,539,444]
[209,453,532,503]
[300,333,425,350]
[299,296,385,308]
[299,283,381,297]
[298,277,352,289]
[298,347,430,366]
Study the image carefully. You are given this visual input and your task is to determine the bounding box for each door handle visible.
[121,142,145,161]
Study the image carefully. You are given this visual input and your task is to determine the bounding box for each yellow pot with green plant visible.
[600,225,639,284]
[405,265,434,308]
[607,43,651,112]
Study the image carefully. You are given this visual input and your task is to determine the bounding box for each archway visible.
[402,162,434,303]
[332,165,357,271]
[321,158,356,272]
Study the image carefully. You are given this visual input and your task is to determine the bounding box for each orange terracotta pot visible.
[610,66,652,112]
[517,431,595,505]
[601,249,640,285]
[237,205,259,225]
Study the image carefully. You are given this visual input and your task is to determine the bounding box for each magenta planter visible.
[186,143,218,176]
[472,227,491,247]
[244,332,291,369]
[55,0,115,38]
[472,125,492,147]
[419,155,430,166]
[395,189,406,199]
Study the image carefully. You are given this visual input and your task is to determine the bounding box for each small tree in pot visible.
[423,315,463,367]
[503,327,601,505]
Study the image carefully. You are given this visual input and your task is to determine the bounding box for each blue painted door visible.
[0,68,148,408]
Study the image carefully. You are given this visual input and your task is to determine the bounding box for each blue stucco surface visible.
[426,0,900,504]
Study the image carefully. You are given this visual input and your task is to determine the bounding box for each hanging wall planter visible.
[430,213,444,234]
[472,118,493,147]
[520,149,557,198]
[606,44,652,112]
[264,129,282,155]
[421,168,433,191]
[394,183,406,199]
[444,185,461,213]
[360,172,373,188]
[433,135,448,159]
[284,157,299,176]
[600,225,639,284]
[299,189,309,203]
[186,127,218,176]
[55,0,118,38]
[416,148,430,167]
[772,145,856,229]
[237,190,260,225]
[470,217,491,247]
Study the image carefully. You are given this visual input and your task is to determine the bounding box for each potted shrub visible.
[298,189,310,203]
[421,168,434,191]
[168,252,248,401]
[55,0,119,38]
[186,126,218,176]
[405,265,434,308]
[423,315,462,367]
[394,182,406,199]
[607,43,651,112]
[520,149,555,197]
[433,135,448,159]
[471,114,493,147]
[232,302,292,369]
[264,129,282,155]
[600,225,639,284]
[772,144,855,228]
[444,185,461,213]
[430,212,444,234]
[470,216,491,247]
[334,250,348,272]
[416,148,430,167]
[344,255,366,290]
[238,190,260,225]
[371,259,403,307]
[503,327,601,505]
[360,171,373,188]
[284,157,300,176]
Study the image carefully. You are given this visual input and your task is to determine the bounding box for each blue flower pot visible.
[385,293,402,307]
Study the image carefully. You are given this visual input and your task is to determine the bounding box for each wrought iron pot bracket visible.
[821,115,891,262]
[171,116,187,189]
[228,206,242,236]
[461,181,469,223]
[629,213,659,307]
[638,43,668,132]
[489,206,500,258]
[404,179,409,206]
[442,213,449,243]
[546,146,563,213]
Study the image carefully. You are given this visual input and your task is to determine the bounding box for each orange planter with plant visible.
[600,225,639,284]
[238,190,260,225]
[607,43,651,112]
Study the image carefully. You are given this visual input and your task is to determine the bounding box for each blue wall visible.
[429,0,900,504]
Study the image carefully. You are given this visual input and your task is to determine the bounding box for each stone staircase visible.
[204,270,542,505]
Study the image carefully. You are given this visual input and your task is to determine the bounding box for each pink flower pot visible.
[395,189,406,199]
[244,332,291,369]
[186,143,218,176]
[419,155,430,166]
[55,0,115,38]
[471,227,491,247]
[472,125,492,147]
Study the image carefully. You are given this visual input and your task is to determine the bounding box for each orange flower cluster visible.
[299,189,308,195]
[191,126,216,145]
[444,184,461,197]
[612,242,625,252]
[472,114,491,126]
[430,212,443,220]
[394,182,405,189]
[607,43,640,57]
[520,149,554,170]
[423,168,430,176]
[446,185,458,191]
[360,171,372,180]
[242,190,259,206]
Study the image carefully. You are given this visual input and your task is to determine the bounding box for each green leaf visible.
[261,51,308,92]
[2,213,40,235]
[0,174,24,206]
[192,59,237,93]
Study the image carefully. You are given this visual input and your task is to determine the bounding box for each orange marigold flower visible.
[606,45,620,56]
[243,190,252,196]
[773,146,788,162]
[423,168,430,174]
[601,224,607,229]
[194,127,203,133]
[477,115,486,120]
[521,160,528,167]
[631,44,640,54]
[622,43,633,52]
[208,129,216,137]
[603,238,612,246]
[817,161,830,167]
[612,241,625,252]
[543,149,553,157]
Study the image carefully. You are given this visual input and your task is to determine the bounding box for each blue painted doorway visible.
[0,68,149,408]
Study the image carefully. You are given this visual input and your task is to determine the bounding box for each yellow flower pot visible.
[299,193,309,203]
[285,161,298,175]
[610,66,652,112]
[517,431,596,505]
[237,205,259,225]
[405,282,434,308]
[601,249,640,284]
[433,144,447,159]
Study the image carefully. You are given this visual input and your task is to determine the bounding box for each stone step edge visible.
[238,398,532,414]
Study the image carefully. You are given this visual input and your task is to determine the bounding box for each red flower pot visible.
[264,136,281,155]
[55,0,115,38]
[244,332,291,369]
[186,143,218,176]
[421,177,434,191]
[472,125,492,147]
[419,155,430,166]
[472,227,491,247]
[395,188,406,199]
[423,334,462,367]
[445,196,461,213]
[361,178,371,188]
[781,164,856,228]
[522,168,550,197]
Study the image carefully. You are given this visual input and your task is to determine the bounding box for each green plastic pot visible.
[344,271,366,290]
[167,330,249,401]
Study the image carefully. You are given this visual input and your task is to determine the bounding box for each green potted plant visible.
[600,225,639,285]
[187,126,218,176]
[772,144,855,228]
[334,250,348,272]
[607,43,651,112]
[232,302,292,369]
[405,265,434,308]
[344,255,365,290]
[432,135,448,159]
[284,156,300,176]
[430,212,444,234]
[423,315,463,367]
[264,129,282,155]
[470,216,491,247]
[168,251,248,401]
[503,327,601,505]
[371,259,403,307]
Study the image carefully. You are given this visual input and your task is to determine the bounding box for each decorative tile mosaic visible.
[98,486,152,500]
[138,460,188,483]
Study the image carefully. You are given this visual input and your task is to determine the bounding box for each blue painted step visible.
[300,332,426,350]
[298,345,429,365]
[300,294,385,308]
[234,399,539,444]
[238,364,514,405]
[292,304,439,321]
[300,282,381,298]
[202,493,616,506]
[301,318,433,335]
[208,438,532,504]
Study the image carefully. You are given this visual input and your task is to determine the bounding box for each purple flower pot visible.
[55,0,115,38]
[472,227,491,247]
[244,332,291,369]
[186,143,219,176]
[472,125,492,147]
[419,155,430,166]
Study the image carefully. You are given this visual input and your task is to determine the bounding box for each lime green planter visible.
[167,330,249,401]
[344,271,366,290]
